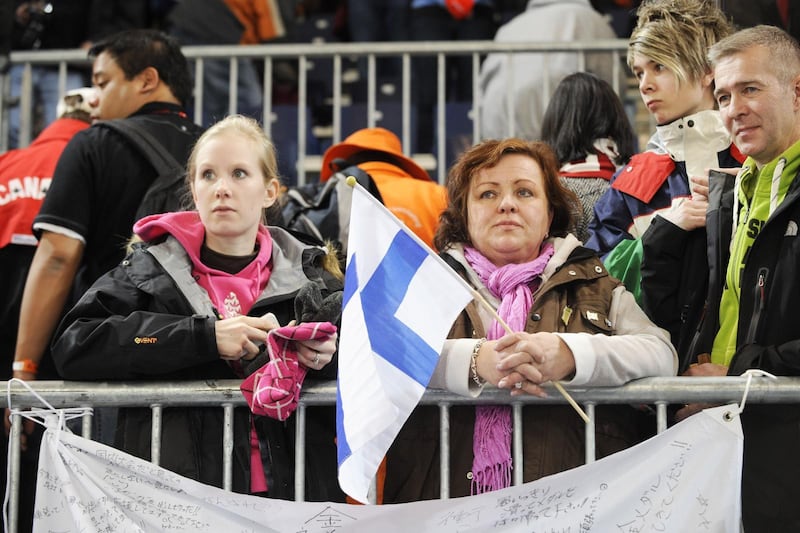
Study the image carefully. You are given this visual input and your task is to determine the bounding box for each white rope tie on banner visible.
[5,378,91,435]
[4,379,93,533]
[723,369,778,422]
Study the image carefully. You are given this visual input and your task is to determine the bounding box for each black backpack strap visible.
[336,164,384,204]
[97,118,194,219]
[96,119,183,175]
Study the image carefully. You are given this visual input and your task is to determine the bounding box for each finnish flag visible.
[336,184,473,504]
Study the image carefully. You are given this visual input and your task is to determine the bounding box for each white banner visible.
[32,404,743,532]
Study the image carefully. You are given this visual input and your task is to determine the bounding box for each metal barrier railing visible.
[1,39,633,184]
[2,376,793,531]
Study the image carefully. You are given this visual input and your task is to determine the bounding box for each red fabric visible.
[611,152,676,204]
[778,0,790,28]
[249,421,268,493]
[0,118,89,247]
[730,142,747,165]
[444,0,475,19]
[241,321,337,421]
[559,151,617,180]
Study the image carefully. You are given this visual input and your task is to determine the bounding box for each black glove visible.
[294,282,343,325]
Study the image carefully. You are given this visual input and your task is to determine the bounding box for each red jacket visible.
[0,118,89,248]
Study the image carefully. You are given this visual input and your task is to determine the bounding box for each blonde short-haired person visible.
[52,115,345,501]
[586,0,743,366]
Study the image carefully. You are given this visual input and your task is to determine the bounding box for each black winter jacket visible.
[640,164,741,372]
[648,164,800,531]
[52,227,345,501]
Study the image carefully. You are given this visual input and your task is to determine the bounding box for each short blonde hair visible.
[627,0,732,86]
[709,25,800,85]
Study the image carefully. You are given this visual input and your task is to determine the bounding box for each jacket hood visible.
[135,211,205,249]
[134,210,273,267]
[134,211,274,317]
[647,109,732,179]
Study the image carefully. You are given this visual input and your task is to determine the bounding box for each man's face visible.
[714,45,800,166]
[91,51,144,121]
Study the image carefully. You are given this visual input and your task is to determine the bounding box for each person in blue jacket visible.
[585,0,742,360]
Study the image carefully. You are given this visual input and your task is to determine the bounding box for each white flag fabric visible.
[335,184,475,503]
[31,404,742,532]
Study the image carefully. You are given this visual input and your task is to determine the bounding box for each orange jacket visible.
[223,0,286,44]
[358,161,448,250]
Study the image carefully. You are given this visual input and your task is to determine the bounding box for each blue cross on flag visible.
[336,184,473,503]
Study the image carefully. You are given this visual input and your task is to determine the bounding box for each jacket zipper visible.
[743,267,769,344]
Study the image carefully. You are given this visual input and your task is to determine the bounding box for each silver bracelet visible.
[470,338,487,387]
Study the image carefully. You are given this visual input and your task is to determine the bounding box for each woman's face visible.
[191,131,278,254]
[466,153,553,267]
[631,53,713,125]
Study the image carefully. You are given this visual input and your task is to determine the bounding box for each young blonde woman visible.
[52,114,345,501]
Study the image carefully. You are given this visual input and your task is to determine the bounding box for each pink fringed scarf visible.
[463,242,555,494]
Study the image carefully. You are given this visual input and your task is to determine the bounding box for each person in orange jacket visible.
[320,127,447,250]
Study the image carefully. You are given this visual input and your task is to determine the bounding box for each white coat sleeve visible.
[429,338,484,397]
[557,285,678,386]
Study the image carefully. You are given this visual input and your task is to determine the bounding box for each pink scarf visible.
[463,242,555,494]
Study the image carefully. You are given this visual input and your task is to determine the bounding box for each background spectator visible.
[411,0,498,155]
[541,72,636,242]
[8,0,94,148]
[345,0,410,100]
[167,0,286,126]
[86,0,174,38]
[479,0,620,142]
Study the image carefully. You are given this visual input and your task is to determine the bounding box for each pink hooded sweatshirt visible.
[134,211,273,319]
